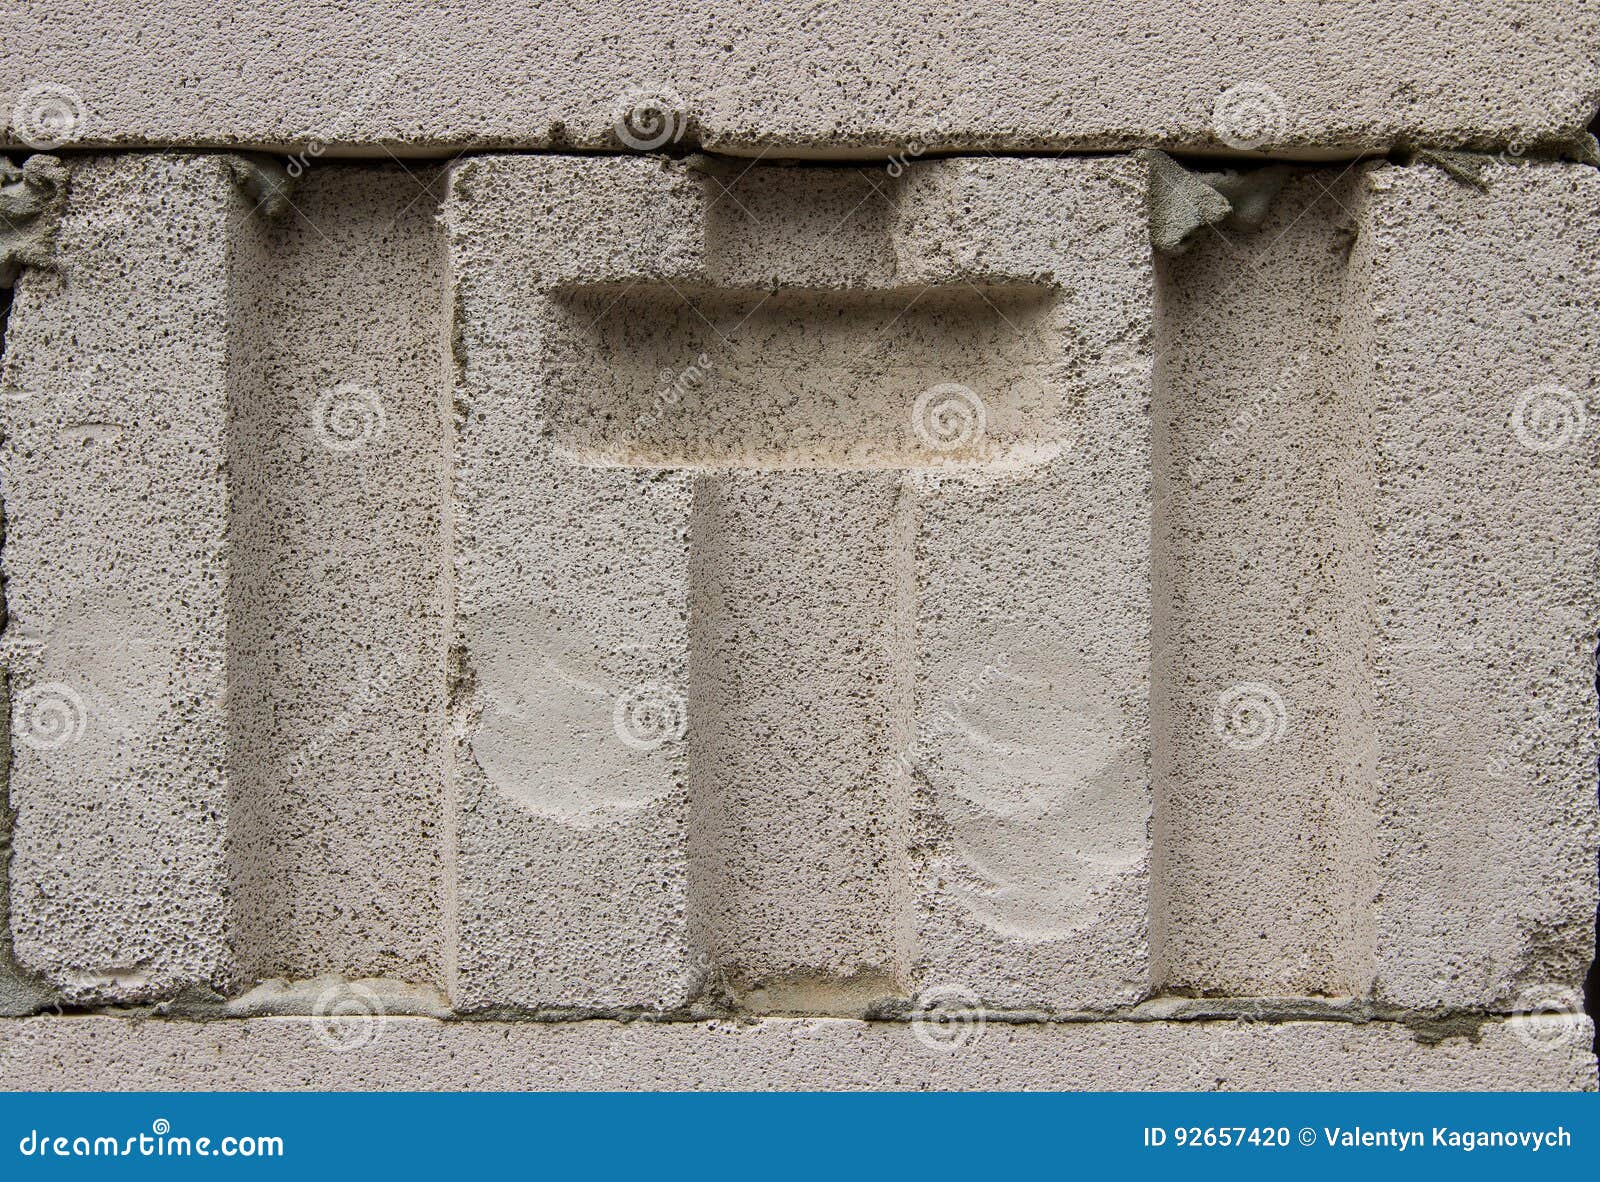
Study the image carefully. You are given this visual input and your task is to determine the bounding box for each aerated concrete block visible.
[3,2,1596,157]
[1148,157,1599,1014]
[0,155,240,1001]
[1,156,454,1002]
[1358,160,1600,1011]
[688,472,914,1010]
[444,156,704,1011]
[1,1014,1591,1092]
[902,160,1154,1009]
[443,153,1155,1012]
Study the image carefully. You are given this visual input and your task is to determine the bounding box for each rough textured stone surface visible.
[443,155,700,1013]
[444,154,1154,1014]
[688,472,913,1008]
[1152,165,1379,997]
[1358,161,1600,1011]
[226,163,450,986]
[0,1016,1591,1091]
[2,3,1597,157]
[0,155,456,1004]
[0,155,69,287]
[0,155,240,1003]
[0,149,1594,1088]
[1151,158,1599,1012]
[902,161,1153,1010]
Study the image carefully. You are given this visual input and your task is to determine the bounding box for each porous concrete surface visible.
[445,156,699,1012]
[1358,160,1600,1011]
[3,3,1598,157]
[0,149,1595,1089]
[687,472,914,1004]
[445,154,1154,1013]
[225,163,450,985]
[0,155,456,1003]
[903,162,1153,1009]
[0,155,240,1002]
[0,1016,1591,1091]
[1153,167,1380,997]
[1153,158,1600,1013]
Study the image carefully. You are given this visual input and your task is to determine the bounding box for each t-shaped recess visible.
[444,154,1153,1015]
[541,277,1071,1008]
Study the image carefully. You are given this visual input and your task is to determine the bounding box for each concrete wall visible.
[0,5,1596,1090]
[3,3,1598,157]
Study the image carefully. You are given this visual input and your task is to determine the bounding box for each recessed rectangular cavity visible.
[226,165,450,986]
[544,285,1067,469]
[1149,171,1377,997]
[687,472,914,1010]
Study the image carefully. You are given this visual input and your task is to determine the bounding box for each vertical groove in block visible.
[1149,170,1378,997]
[224,166,449,985]
[1361,161,1600,1009]
[0,156,238,1000]
[687,472,913,1009]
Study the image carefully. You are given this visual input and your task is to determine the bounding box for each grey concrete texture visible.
[0,1015,1592,1091]
[2,2,1598,158]
[0,147,1594,1089]
[1153,166,1380,998]
[1360,160,1600,1012]
[1,154,239,1002]
[1153,156,1599,1012]
[0,153,456,1004]
[444,153,1153,1012]
[226,161,450,986]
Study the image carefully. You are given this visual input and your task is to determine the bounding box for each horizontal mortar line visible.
[22,1004,1578,1029]
[8,143,1542,172]
[0,141,1285,165]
